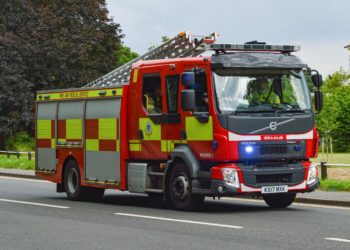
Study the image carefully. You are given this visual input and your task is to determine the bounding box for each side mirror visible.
[314,90,323,112]
[311,74,323,88]
[181,89,195,111]
[181,72,195,88]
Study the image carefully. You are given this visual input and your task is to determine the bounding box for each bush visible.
[5,132,34,151]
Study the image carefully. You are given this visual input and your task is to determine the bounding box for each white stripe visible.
[115,213,243,229]
[0,176,50,183]
[229,132,260,141]
[0,199,70,209]
[286,130,313,140]
[325,238,350,243]
[228,130,313,141]
[223,197,350,211]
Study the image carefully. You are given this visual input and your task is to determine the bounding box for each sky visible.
[106,0,350,76]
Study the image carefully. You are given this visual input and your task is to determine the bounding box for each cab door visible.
[179,66,214,160]
[129,66,168,160]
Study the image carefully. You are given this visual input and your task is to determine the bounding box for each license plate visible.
[261,185,288,194]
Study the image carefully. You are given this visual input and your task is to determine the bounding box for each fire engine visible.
[35,32,323,210]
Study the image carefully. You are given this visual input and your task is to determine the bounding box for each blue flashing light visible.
[294,144,302,151]
[245,146,253,153]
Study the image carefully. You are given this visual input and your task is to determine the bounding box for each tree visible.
[117,44,138,66]
[316,70,350,152]
[148,35,170,51]
[0,0,124,148]
[322,69,350,94]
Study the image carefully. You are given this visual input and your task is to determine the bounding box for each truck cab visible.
[125,43,322,209]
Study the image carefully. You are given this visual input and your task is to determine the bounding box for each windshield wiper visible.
[232,110,275,115]
[275,109,309,117]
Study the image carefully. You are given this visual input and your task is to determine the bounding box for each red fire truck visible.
[35,32,323,210]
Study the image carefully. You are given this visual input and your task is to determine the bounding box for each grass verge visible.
[313,153,350,164]
[319,179,350,192]
[0,155,34,170]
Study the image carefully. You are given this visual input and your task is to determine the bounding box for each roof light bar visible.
[207,44,301,53]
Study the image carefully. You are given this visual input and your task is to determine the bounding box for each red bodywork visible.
[35,56,319,194]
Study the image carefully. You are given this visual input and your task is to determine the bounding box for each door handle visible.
[138,129,144,140]
[180,130,187,140]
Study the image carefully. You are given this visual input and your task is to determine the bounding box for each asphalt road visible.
[1,176,350,250]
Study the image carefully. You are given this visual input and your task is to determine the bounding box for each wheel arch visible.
[163,145,200,202]
[166,145,200,179]
[61,156,79,183]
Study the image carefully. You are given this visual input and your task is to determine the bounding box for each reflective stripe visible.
[161,140,187,152]
[133,69,138,83]
[51,139,55,148]
[161,140,167,152]
[66,119,82,139]
[129,142,142,151]
[228,133,260,141]
[86,139,99,151]
[228,130,313,141]
[286,130,313,140]
[99,118,117,140]
[37,88,123,101]
[139,118,161,141]
[129,140,142,151]
[186,116,213,141]
[37,120,52,139]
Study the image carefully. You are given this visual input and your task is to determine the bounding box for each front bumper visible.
[192,176,319,197]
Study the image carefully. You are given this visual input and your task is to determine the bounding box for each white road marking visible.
[0,176,50,183]
[0,199,70,209]
[115,212,243,229]
[325,237,350,243]
[222,197,350,211]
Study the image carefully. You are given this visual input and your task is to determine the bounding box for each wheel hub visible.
[172,174,189,200]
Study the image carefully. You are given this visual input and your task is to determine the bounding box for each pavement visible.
[1,167,350,207]
[1,175,350,250]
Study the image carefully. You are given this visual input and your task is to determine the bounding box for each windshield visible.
[213,70,311,114]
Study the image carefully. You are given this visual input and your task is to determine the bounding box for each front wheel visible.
[168,162,204,211]
[263,193,296,208]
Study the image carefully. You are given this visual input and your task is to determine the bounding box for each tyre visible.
[263,193,296,208]
[168,162,204,210]
[64,160,105,201]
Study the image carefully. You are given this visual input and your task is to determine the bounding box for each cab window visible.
[142,73,162,113]
[165,75,179,113]
[194,69,208,112]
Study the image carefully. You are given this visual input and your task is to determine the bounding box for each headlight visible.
[221,168,240,188]
[307,165,318,185]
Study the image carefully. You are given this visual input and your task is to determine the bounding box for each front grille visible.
[255,162,286,168]
[256,174,292,184]
[259,145,288,155]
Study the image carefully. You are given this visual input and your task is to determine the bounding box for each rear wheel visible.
[64,160,104,201]
[168,162,204,210]
[263,193,296,208]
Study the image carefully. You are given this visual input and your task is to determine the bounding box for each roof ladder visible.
[84,31,218,88]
